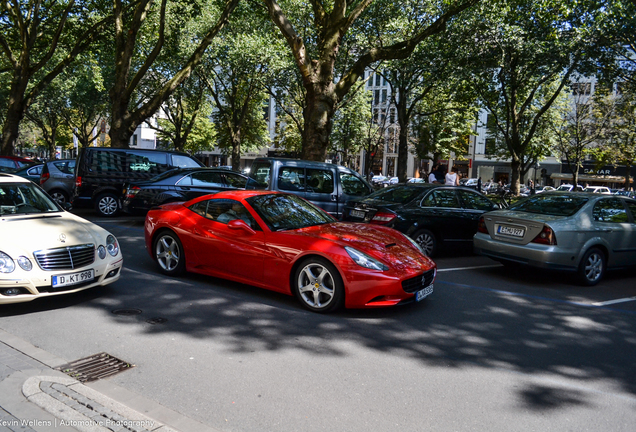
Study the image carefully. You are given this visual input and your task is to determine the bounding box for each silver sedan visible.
[473,192,636,285]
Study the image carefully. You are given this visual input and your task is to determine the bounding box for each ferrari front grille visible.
[402,269,436,293]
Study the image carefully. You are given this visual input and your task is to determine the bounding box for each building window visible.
[132,134,138,146]
[390,108,396,124]
[374,90,380,105]
[367,72,373,87]
[381,89,387,103]
[375,73,381,87]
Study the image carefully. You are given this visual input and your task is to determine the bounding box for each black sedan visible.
[122,168,247,214]
[343,184,499,256]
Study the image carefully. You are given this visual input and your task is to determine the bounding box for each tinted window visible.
[224,173,247,188]
[246,161,271,190]
[458,190,494,211]
[367,185,422,204]
[306,169,334,193]
[421,189,459,208]
[88,150,125,173]
[626,200,636,222]
[340,173,369,196]
[0,159,14,168]
[593,198,629,223]
[190,171,224,187]
[27,165,43,176]
[278,167,305,192]
[171,154,203,168]
[247,194,334,231]
[127,151,167,174]
[188,200,208,216]
[52,160,74,174]
[509,194,588,216]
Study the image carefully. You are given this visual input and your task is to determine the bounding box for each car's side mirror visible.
[227,219,256,234]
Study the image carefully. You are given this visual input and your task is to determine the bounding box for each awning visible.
[550,173,633,184]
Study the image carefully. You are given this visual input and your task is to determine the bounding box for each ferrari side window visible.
[188,201,208,217]
[204,199,259,230]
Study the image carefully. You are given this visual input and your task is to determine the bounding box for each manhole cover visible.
[146,317,168,325]
[56,352,134,383]
[111,308,142,316]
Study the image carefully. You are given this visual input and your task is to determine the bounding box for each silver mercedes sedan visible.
[473,192,636,285]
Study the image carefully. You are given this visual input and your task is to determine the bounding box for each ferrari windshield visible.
[0,182,60,215]
[508,193,588,216]
[247,193,335,231]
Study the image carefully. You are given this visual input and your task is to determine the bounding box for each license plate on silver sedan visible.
[52,269,94,288]
[415,284,433,301]
[350,209,366,218]
[496,224,525,237]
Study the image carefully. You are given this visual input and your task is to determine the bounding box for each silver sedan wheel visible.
[155,234,181,272]
[50,191,67,204]
[581,248,605,285]
[98,195,118,216]
[297,262,336,309]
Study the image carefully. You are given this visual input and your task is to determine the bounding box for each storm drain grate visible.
[56,352,135,383]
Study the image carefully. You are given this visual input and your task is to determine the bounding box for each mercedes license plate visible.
[415,284,434,301]
[496,224,525,237]
[52,269,94,288]
[350,209,366,218]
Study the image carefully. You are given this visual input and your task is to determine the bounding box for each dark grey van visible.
[245,158,373,218]
[73,147,203,216]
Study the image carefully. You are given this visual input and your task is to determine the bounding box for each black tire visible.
[293,257,344,313]
[411,229,438,257]
[94,193,120,217]
[578,247,606,286]
[153,231,185,276]
[48,189,69,205]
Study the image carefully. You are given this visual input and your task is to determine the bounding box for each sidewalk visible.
[0,329,219,432]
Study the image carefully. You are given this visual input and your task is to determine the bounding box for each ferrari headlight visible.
[106,235,119,257]
[404,234,425,255]
[97,245,107,259]
[345,246,388,271]
[17,256,32,271]
[0,251,15,273]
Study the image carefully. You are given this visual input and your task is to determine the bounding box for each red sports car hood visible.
[293,222,434,270]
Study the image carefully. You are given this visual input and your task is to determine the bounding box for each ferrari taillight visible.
[531,226,557,245]
[370,211,396,225]
[477,217,489,234]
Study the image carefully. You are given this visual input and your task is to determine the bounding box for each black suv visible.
[73,147,204,216]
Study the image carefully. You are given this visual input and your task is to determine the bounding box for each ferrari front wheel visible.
[153,231,185,276]
[293,258,344,313]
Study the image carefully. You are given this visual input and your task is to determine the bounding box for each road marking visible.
[592,296,636,306]
[437,264,502,272]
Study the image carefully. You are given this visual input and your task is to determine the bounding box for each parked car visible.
[615,190,635,198]
[73,147,204,217]
[342,184,499,257]
[0,174,123,304]
[145,190,436,312]
[583,186,612,194]
[11,163,44,183]
[473,192,636,285]
[535,185,556,193]
[39,159,76,205]
[556,184,584,192]
[408,178,426,183]
[122,167,248,214]
[245,158,373,218]
[0,156,33,172]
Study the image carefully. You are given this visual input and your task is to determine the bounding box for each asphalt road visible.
[2,209,636,432]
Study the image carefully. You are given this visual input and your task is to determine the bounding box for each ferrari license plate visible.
[415,284,434,301]
[496,224,525,237]
[350,209,366,218]
[52,269,94,288]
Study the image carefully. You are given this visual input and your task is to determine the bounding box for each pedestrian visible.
[428,165,439,183]
[445,166,460,186]
[477,177,482,192]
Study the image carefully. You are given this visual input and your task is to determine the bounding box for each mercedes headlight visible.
[17,256,32,271]
[0,251,15,273]
[106,235,119,257]
[97,245,107,259]
[345,247,388,271]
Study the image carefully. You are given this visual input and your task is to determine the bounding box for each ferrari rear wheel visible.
[293,258,344,313]
[412,229,437,257]
[154,231,185,276]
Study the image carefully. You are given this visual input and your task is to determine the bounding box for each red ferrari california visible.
[144,190,437,312]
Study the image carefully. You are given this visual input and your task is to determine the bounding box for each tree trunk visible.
[510,157,521,195]
[231,133,241,171]
[1,79,28,156]
[301,88,336,161]
[396,94,409,182]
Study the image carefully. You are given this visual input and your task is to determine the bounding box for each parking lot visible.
[2,210,636,432]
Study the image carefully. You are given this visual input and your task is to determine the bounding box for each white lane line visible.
[592,296,636,306]
[437,264,503,272]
